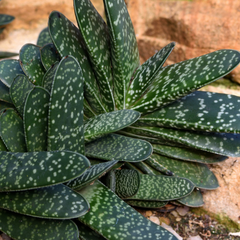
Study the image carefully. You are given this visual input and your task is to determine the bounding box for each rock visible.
[159,216,171,225]
[187,236,203,240]
[145,210,152,218]
[161,222,183,240]
[149,216,160,225]
[170,210,179,218]
[176,206,189,217]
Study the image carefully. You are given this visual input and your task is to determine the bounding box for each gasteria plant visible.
[0,0,240,239]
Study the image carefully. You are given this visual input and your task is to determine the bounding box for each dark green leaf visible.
[74,0,115,112]
[0,80,12,103]
[48,56,84,154]
[0,108,26,152]
[0,208,79,240]
[37,27,52,46]
[24,87,50,151]
[42,61,59,92]
[0,184,89,219]
[133,161,157,175]
[83,99,96,118]
[0,14,14,26]
[126,42,175,108]
[177,188,204,207]
[103,0,140,109]
[78,181,178,240]
[85,133,152,162]
[125,200,168,209]
[0,51,18,59]
[0,59,25,87]
[131,50,240,113]
[0,151,90,191]
[19,44,46,85]
[0,100,13,112]
[84,109,140,143]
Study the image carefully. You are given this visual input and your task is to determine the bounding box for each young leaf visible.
[0,151,90,191]
[0,208,79,240]
[0,184,89,219]
[103,0,140,109]
[85,134,152,162]
[84,109,140,143]
[37,27,53,46]
[24,87,50,151]
[74,0,115,112]
[78,180,178,240]
[48,56,84,154]
[131,50,240,113]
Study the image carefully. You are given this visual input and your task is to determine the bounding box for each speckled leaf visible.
[84,99,96,118]
[138,91,240,133]
[0,101,13,112]
[24,87,50,151]
[84,109,140,143]
[74,0,115,112]
[40,43,61,70]
[0,59,25,87]
[0,14,14,26]
[126,42,175,108]
[0,209,79,240]
[131,50,240,114]
[0,184,89,219]
[0,109,26,152]
[48,11,106,114]
[123,170,194,201]
[124,126,240,156]
[66,160,118,190]
[78,180,178,240]
[125,200,168,209]
[153,144,227,164]
[0,80,12,103]
[85,134,152,162]
[133,161,157,175]
[10,74,34,116]
[37,27,53,46]
[151,153,219,189]
[177,188,204,207]
[0,137,7,151]
[0,150,90,192]
[103,0,140,109]
[48,56,84,154]
[19,44,46,85]
[42,61,59,92]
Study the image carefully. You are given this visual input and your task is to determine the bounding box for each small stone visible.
[170,210,179,218]
[159,216,171,225]
[176,206,189,216]
[149,216,160,225]
[187,235,203,240]
[145,210,152,218]
[176,217,181,222]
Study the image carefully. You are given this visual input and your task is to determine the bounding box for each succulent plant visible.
[0,0,240,239]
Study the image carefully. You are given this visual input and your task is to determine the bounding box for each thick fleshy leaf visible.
[37,27,52,46]
[19,44,46,85]
[0,184,89,219]
[40,43,61,70]
[0,80,12,103]
[125,200,168,209]
[153,144,227,164]
[0,209,79,240]
[0,100,13,112]
[0,14,14,26]
[0,59,25,87]
[0,51,18,59]
[133,161,157,175]
[24,87,50,151]
[10,74,34,116]
[85,134,152,162]
[48,11,106,114]
[78,181,178,240]
[126,42,175,108]
[74,0,115,112]
[0,137,7,151]
[151,153,219,189]
[138,91,240,133]
[42,61,59,92]
[84,109,140,143]
[66,160,118,190]
[103,0,140,109]
[115,169,194,201]
[0,109,26,152]
[84,99,96,118]
[124,126,240,156]
[177,188,204,207]
[0,151,90,191]
[131,50,240,113]
[48,56,84,154]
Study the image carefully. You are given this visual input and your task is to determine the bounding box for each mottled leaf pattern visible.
[0,151,90,191]
[48,56,84,154]
[0,184,89,219]
[125,200,168,209]
[85,134,152,162]
[48,11,106,114]
[177,188,204,207]
[24,87,50,151]
[78,181,178,240]
[0,209,79,240]
[0,14,14,25]
[42,61,59,92]
[0,80,12,104]
[74,0,115,112]
[0,59,25,87]
[37,27,53,47]
[0,109,26,152]
[138,91,240,133]
[84,109,140,143]
[131,50,240,113]
[126,42,175,108]
[19,44,46,85]
[103,0,140,109]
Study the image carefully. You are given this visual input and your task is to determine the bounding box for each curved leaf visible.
[177,188,204,207]
[125,200,168,209]
[0,80,12,103]
[37,27,52,47]
[42,61,59,92]
[0,14,14,26]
